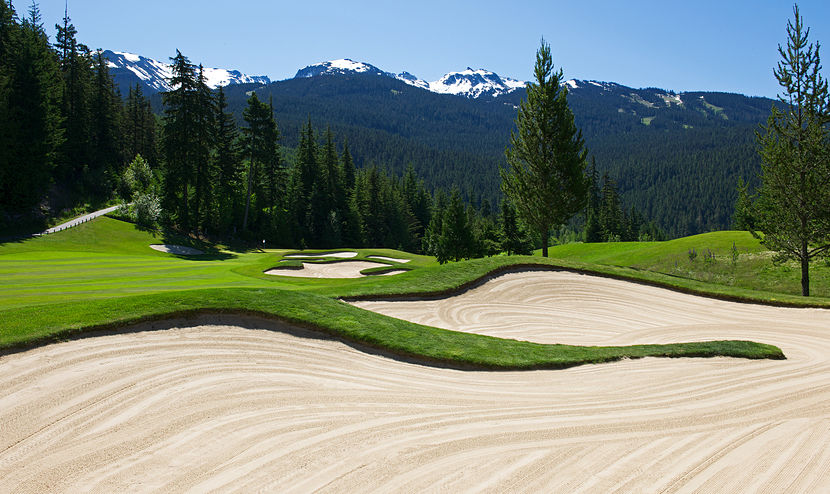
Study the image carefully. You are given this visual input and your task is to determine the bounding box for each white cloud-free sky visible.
[25,0,830,97]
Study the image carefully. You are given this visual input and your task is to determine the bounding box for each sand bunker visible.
[283,251,357,259]
[3,274,830,491]
[265,260,393,278]
[350,270,825,345]
[366,255,411,263]
[149,244,204,255]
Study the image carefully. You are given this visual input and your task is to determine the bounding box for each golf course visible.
[3,216,830,491]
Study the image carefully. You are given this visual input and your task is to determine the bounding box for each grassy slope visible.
[0,218,787,368]
[544,231,830,302]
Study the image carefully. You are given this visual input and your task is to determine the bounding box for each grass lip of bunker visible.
[149,244,205,256]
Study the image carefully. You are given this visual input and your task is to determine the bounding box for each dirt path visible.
[2,272,829,492]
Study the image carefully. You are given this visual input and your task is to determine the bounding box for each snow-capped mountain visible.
[104,50,270,94]
[293,59,526,99]
[425,68,525,98]
[294,59,388,79]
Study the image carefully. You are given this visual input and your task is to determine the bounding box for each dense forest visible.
[213,73,775,238]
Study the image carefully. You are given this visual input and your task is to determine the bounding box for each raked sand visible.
[2,271,830,492]
[265,260,391,278]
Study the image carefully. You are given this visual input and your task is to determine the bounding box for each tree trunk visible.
[801,241,810,296]
[542,228,549,257]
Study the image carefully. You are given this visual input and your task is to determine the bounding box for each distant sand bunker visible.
[149,244,204,255]
[366,255,411,263]
[283,251,357,259]
[265,260,395,278]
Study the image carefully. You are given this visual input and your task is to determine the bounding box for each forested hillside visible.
[214,75,775,237]
[2,0,778,240]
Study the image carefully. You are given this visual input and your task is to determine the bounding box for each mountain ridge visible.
[104,50,271,94]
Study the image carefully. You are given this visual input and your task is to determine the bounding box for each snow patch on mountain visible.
[394,71,430,90]
[104,50,270,92]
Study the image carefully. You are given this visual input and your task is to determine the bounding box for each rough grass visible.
[544,231,830,301]
[0,217,789,368]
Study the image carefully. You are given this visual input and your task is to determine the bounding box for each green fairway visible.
[0,217,789,368]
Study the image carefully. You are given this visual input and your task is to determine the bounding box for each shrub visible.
[133,193,161,228]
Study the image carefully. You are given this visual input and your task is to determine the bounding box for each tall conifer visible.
[501,39,588,257]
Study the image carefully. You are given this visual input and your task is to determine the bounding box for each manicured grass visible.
[0,217,788,368]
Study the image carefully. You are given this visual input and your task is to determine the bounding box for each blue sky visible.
[27,0,830,97]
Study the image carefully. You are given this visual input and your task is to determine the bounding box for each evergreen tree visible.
[584,157,603,242]
[754,5,830,296]
[192,65,214,232]
[423,189,448,261]
[53,10,92,193]
[501,39,588,257]
[341,140,356,190]
[599,173,623,241]
[0,0,19,218]
[500,199,533,255]
[732,177,756,231]
[339,141,363,246]
[213,86,242,235]
[87,49,123,196]
[436,187,474,263]
[320,127,343,246]
[124,83,157,165]
[241,91,278,232]
[161,50,199,230]
[1,3,63,214]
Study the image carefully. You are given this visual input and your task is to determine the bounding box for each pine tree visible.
[599,173,623,241]
[339,140,363,246]
[0,0,19,218]
[87,49,123,197]
[732,177,756,231]
[422,189,447,260]
[2,4,63,214]
[501,39,588,257]
[754,5,830,296]
[161,50,199,230]
[125,83,156,165]
[500,199,533,255]
[437,187,474,263]
[213,86,242,234]
[584,157,603,242]
[320,127,342,246]
[192,65,214,232]
[53,8,93,193]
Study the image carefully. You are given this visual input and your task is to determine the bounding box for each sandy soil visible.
[265,261,391,278]
[149,244,204,256]
[2,272,830,492]
[283,251,357,259]
[366,255,411,263]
